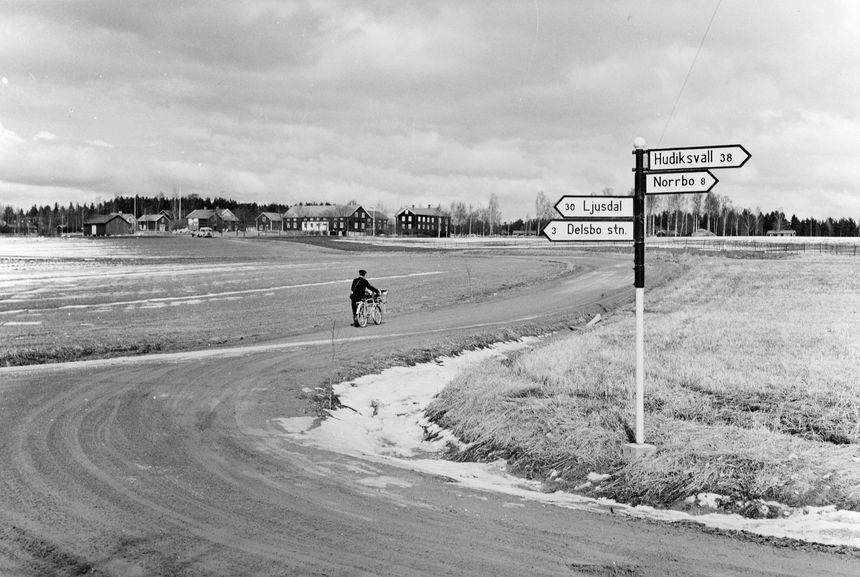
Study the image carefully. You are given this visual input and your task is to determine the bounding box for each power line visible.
[658,0,722,146]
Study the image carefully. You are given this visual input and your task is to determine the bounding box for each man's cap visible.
[359,269,367,276]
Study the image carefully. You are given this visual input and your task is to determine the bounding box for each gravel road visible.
[1,248,856,576]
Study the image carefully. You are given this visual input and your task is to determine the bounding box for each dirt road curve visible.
[0,253,855,576]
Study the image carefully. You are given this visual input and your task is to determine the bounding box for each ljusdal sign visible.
[553,196,634,218]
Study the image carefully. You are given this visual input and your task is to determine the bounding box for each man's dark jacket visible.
[350,276,378,301]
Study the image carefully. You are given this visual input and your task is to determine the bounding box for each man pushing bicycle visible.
[350,269,380,327]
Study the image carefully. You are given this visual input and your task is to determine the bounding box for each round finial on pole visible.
[633,137,646,150]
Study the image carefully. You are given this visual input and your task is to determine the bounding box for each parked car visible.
[195,227,213,237]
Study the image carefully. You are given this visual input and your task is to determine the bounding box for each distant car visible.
[195,227,213,237]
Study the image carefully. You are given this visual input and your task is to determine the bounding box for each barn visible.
[83,213,135,237]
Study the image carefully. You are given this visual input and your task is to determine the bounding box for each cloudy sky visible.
[1,1,859,221]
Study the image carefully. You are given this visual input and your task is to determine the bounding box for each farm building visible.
[137,211,172,232]
[282,204,385,236]
[185,208,241,233]
[83,213,135,237]
[691,228,716,237]
[255,212,283,232]
[367,209,390,236]
[766,229,796,236]
[652,228,681,237]
[395,205,451,237]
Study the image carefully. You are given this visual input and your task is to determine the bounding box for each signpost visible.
[623,138,750,458]
[543,138,750,459]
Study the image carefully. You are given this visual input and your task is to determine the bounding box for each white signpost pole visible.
[635,283,645,444]
[623,137,655,459]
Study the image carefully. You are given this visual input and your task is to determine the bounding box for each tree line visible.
[1,190,857,237]
[504,191,858,238]
[0,194,288,235]
[643,191,858,237]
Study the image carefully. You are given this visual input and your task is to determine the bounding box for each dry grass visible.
[427,253,860,514]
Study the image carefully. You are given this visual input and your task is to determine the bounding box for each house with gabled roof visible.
[218,208,240,232]
[766,229,796,237]
[255,211,283,232]
[367,208,390,236]
[137,212,172,232]
[282,204,376,236]
[395,205,451,237]
[186,207,241,233]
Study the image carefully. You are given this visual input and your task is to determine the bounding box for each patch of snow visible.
[276,416,316,434]
[358,476,413,489]
[281,342,860,548]
[685,492,726,509]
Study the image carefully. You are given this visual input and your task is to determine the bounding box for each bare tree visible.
[669,194,682,236]
[720,195,733,236]
[534,191,553,235]
[468,203,479,235]
[704,192,720,233]
[690,194,703,233]
[646,194,657,236]
[454,201,468,235]
[486,194,501,235]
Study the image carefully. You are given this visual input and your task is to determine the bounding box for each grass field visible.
[427,251,860,517]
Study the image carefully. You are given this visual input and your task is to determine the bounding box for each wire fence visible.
[648,238,860,256]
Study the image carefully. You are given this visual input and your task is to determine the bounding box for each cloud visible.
[0,1,858,221]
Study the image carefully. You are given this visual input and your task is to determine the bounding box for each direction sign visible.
[646,170,718,195]
[554,196,634,218]
[647,144,750,171]
[542,220,633,242]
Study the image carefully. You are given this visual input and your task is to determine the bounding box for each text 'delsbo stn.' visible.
[542,220,634,242]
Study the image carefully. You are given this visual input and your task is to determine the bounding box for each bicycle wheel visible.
[357,302,369,327]
[370,304,382,325]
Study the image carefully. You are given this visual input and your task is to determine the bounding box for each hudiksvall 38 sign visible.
[647,144,751,171]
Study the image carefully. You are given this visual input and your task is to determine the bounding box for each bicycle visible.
[355,289,387,327]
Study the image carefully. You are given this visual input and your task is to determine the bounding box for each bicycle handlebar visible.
[364,289,387,303]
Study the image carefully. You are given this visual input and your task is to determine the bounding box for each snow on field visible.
[276,341,860,549]
[0,236,446,314]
